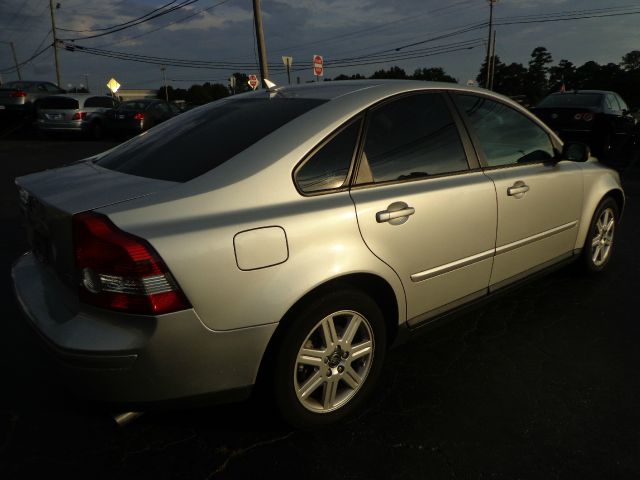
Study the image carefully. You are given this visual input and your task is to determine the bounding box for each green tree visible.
[476,54,505,88]
[621,50,640,72]
[370,66,408,79]
[412,67,456,82]
[525,46,553,104]
[334,73,366,81]
[548,59,577,92]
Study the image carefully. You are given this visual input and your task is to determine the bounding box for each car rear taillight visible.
[73,211,190,315]
[72,111,87,120]
[10,90,27,98]
[573,112,594,122]
[133,112,145,120]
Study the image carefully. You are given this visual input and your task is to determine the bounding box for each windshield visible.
[537,93,603,108]
[97,96,328,182]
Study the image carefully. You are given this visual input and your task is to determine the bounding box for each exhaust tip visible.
[113,411,144,427]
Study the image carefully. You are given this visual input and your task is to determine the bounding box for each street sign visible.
[106,77,121,94]
[282,56,293,85]
[313,55,324,77]
[248,74,259,90]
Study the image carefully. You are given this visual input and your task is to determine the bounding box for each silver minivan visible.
[36,94,118,138]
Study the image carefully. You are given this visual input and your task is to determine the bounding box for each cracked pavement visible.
[1,132,639,479]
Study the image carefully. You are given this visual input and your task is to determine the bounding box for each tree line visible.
[158,48,640,108]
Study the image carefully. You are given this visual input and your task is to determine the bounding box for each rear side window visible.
[38,97,79,110]
[97,97,327,182]
[295,119,361,193]
[84,96,115,108]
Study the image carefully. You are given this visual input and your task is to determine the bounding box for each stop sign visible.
[248,74,259,90]
[313,55,324,76]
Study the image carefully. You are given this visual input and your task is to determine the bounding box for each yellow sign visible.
[106,78,121,93]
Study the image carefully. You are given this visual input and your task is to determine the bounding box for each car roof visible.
[253,79,477,101]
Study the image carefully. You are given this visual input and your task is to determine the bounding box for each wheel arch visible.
[575,168,625,251]
[254,272,401,391]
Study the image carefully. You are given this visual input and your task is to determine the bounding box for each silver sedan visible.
[12,80,624,427]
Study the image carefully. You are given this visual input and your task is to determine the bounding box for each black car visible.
[105,99,180,136]
[531,90,637,156]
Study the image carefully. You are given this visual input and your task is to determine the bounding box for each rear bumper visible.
[12,253,277,405]
[36,119,83,132]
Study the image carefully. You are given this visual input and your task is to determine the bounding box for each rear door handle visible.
[507,182,530,197]
[376,204,415,224]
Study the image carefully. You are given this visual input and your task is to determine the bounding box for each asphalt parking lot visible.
[1,123,639,479]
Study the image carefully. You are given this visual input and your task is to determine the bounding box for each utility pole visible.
[160,65,168,101]
[9,42,21,80]
[484,0,497,89]
[49,0,61,87]
[83,73,90,92]
[489,30,497,90]
[252,0,269,88]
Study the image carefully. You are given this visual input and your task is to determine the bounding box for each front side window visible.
[295,119,361,193]
[360,93,469,183]
[457,94,554,167]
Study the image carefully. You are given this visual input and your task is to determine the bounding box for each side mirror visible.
[562,142,590,162]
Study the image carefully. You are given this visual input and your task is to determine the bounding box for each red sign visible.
[248,74,259,90]
[313,55,324,77]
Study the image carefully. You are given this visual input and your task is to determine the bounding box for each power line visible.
[58,1,178,32]
[0,43,51,74]
[90,0,236,49]
[60,0,202,40]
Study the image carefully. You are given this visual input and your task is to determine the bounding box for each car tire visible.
[581,197,619,273]
[273,288,386,428]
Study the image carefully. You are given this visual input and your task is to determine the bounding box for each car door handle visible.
[376,207,415,223]
[507,184,530,196]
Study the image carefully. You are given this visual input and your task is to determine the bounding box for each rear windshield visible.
[85,96,115,108]
[537,93,603,108]
[119,101,152,111]
[97,96,327,182]
[38,97,79,110]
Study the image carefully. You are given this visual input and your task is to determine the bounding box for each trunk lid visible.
[16,161,176,288]
[531,107,598,131]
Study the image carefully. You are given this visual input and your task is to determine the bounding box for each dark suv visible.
[531,90,637,157]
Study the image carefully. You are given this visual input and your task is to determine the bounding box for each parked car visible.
[105,99,180,135]
[36,94,119,139]
[531,90,637,156]
[0,80,64,118]
[12,81,624,428]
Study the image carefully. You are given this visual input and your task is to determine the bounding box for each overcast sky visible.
[1,0,639,92]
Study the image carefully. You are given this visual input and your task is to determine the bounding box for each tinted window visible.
[84,96,114,108]
[615,94,629,111]
[97,97,327,182]
[537,93,603,108]
[361,93,468,183]
[119,101,151,111]
[44,83,61,93]
[295,119,361,193]
[459,94,554,167]
[38,96,79,109]
[606,94,621,111]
